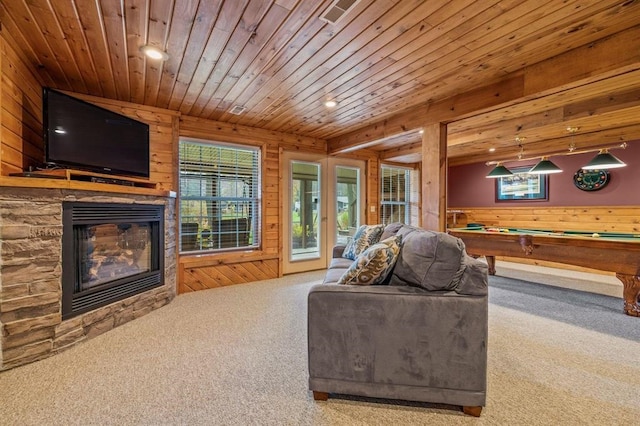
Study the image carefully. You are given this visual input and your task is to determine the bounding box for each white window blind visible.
[380,165,410,225]
[179,140,261,252]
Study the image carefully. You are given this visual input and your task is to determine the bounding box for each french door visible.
[282,152,365,274]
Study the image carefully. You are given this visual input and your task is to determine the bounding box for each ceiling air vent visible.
[319,0,360,25]
[229,105,247,115]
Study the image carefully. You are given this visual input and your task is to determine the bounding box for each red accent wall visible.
[448,141,640,207]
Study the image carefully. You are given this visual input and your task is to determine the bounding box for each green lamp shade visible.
[582,149,626,170]
[529,157,563,174]
[486,164,513,178]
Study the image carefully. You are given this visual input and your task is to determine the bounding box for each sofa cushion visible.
[456,253,489,296]
[323,267,349,285]
[337,235,402,285]
[328,257,354,270]
[388,228,465,291]
[342,224,385,260]
[380,222,404,240]
[332,244,347,259]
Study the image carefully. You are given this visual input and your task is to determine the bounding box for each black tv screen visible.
[43,88,150,178]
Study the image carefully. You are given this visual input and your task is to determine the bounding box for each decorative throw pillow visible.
[342,224,385,260]
[338,235,402,285]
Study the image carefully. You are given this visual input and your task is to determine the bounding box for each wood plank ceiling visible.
[1,0,639,165]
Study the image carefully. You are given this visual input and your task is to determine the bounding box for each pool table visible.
[447,226,640,317]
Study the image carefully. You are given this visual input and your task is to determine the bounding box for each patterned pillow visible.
[338,235,402,285]
[342,224,385,260]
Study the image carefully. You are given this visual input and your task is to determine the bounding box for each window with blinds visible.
[380,165,411,225]
[179,139,261,252]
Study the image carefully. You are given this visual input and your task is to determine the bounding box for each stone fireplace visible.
[0,188,176,371]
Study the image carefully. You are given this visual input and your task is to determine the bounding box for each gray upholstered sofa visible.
[307,223,488,416]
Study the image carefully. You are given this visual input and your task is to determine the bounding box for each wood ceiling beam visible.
[354,70,640,164]
[327,25,640,155]
[447,123,640,167]
[380,142,422,161]
[335,129,420,153]
[447,102,640,159]
[447,72,640,136]
[327,73,525,154]
[447,89,640,147]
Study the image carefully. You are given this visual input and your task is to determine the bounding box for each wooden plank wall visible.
[410,164,421,225]
[0,33,43,175]
[0,31,178,191]
[177,116,328,293]
[366,156,380,224]
[178,253,280,293]
[451,206,640,234]
[450,206,640,272]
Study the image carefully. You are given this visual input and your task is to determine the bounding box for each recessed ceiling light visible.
[140,45,169,61]
[324,100,337,108]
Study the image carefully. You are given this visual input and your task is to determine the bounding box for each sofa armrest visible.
[332,245,347,258]
[308,284,487,404]
[457,254,489,296]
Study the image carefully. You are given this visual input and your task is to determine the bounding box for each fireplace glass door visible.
[77,223,152,291]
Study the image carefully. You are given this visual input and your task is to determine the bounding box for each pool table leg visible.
[616,273,640,317]
[485,255,496,275]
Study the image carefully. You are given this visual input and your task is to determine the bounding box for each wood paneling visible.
[178,114,330,292]
[449,206,640,234]
[0,45,2,169]
[179,253,280,293]
[365,156,379,225]
[179,115,327,153]
[0,34,44,175]
[448,206,640,273]
[0,31,179,190]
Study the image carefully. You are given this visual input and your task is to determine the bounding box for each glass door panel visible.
[290,161,321,261]
[335,166,360,245]
[282,153,365,274]
[282,152,327,274]
[326,159,365,261]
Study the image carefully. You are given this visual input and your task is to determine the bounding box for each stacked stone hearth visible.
[0,187,176,371]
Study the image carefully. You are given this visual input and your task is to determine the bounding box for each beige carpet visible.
[1,269,639,425]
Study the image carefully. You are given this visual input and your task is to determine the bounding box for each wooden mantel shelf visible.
[0,174,176,197]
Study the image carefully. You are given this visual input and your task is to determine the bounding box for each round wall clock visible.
[573,169,609,191]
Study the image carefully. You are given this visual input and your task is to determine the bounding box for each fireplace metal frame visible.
[62,202,164,319]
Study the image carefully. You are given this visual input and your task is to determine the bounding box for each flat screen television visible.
[43,88,150,178]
